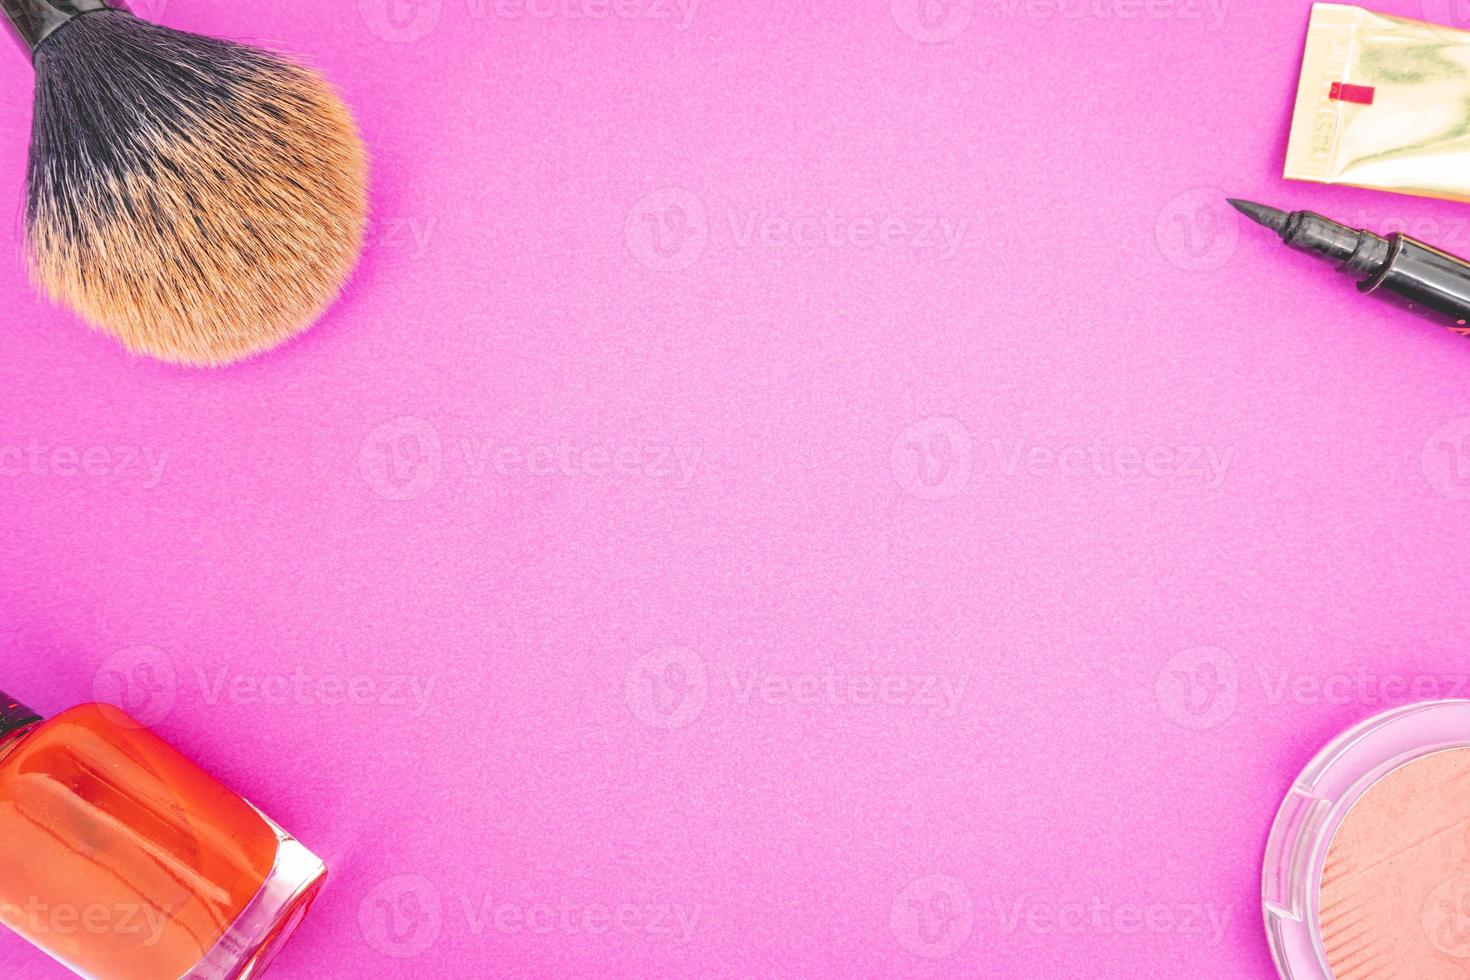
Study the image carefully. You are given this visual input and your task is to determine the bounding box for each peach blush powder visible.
[1318,748,1470,979]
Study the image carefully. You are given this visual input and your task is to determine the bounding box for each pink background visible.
[5,0,1470,975]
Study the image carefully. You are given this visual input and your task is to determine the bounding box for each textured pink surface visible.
[5,0,1470,976]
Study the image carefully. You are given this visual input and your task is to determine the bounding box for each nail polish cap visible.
[0,691,42,740]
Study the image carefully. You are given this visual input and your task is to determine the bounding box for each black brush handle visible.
[2,0,122,56]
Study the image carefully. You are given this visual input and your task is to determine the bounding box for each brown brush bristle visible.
[27,11,368,366]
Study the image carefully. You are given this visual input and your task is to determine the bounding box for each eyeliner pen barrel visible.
[1229,196,1470,330]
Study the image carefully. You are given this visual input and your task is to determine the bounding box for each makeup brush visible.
[4,0,368,366]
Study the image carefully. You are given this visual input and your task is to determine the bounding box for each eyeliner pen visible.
[1229,198,1470,334]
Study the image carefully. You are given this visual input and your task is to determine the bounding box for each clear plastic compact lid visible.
[1263,700,1470,979]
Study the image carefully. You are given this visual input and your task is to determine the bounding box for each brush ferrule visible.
[3,0,121,56]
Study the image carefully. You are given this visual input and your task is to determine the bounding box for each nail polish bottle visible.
[0,692,326,979]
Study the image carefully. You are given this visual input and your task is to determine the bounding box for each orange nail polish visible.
[0,693,325,979]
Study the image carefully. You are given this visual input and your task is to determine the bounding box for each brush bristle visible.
[27,11,367,366]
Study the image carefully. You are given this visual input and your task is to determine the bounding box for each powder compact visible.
[1264,700,1470,979]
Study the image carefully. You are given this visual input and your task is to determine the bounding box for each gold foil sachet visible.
[1286,3,1470,204]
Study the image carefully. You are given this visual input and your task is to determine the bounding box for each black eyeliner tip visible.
[1227,197,1291,234]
